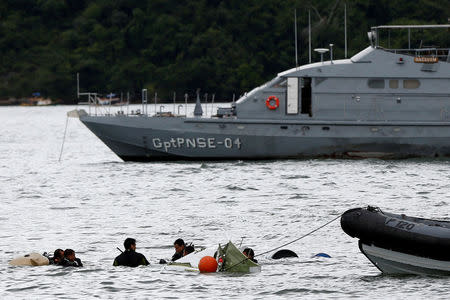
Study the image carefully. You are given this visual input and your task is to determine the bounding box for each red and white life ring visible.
[266,96,279,110]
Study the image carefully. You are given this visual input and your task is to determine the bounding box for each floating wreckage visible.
[165,241,261,273]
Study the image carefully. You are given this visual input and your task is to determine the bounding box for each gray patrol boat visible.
[75,25,450,161]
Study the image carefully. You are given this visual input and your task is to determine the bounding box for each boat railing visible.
[77,92,114,116]
[77,74,232,117]
[381,47,450,62]
[370,25,450,62]
[77,92,231,118]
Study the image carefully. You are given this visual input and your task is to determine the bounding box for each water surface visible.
[0,106,449,299]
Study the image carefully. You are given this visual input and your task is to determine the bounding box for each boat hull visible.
[80,115,450,161]
[341,207,450,275]
[359,241,450,276]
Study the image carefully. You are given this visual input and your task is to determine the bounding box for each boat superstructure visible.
[75,25,450,161]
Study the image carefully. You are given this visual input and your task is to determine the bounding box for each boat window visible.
[267,77,284,88]
[273,80,287,88]
[389,80,399,89]
[315,77,327,86]
[368,79,385,89]
[301,77,312,116]
[403,79,420,89]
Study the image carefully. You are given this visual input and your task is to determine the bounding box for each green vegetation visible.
[0,0,448,102]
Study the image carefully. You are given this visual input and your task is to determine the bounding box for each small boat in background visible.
[341,206,450,276]
[19,97,53,106]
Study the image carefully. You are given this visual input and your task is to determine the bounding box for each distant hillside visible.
[0,0,448,102]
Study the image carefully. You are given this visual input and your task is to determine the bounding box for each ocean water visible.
[0,105,449,299]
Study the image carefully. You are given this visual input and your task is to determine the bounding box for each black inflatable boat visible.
[341,206,450,275]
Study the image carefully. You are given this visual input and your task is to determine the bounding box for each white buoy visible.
[9,253,49,266]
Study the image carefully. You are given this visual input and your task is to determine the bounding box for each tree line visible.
[0,0,448,103]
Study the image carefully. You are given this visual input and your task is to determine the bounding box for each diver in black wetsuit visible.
[183,245,195,257]
[113,238,149,267]
[243,248,258,263]
[171,238,185,261]
[61,249,83,267]
[46,248,64,265]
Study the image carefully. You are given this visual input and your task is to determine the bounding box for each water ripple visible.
[0,106,449,298]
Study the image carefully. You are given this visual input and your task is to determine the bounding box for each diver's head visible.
[124,238,136,251]
[174,238,185,253]
[243,248,255,259]
[53,249,64,262]
[64,249,76,261]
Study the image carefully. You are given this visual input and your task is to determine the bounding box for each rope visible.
[58,116,69,162]
[222,213,341,272]
[256,213,342,258]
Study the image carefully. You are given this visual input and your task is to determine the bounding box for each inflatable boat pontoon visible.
[341,206,450,275]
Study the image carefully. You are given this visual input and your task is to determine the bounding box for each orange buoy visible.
[198,256,218,273]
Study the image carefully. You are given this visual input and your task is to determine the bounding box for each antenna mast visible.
[295,9,298,67]
[344,3,348,58]
[308,9,312,63]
